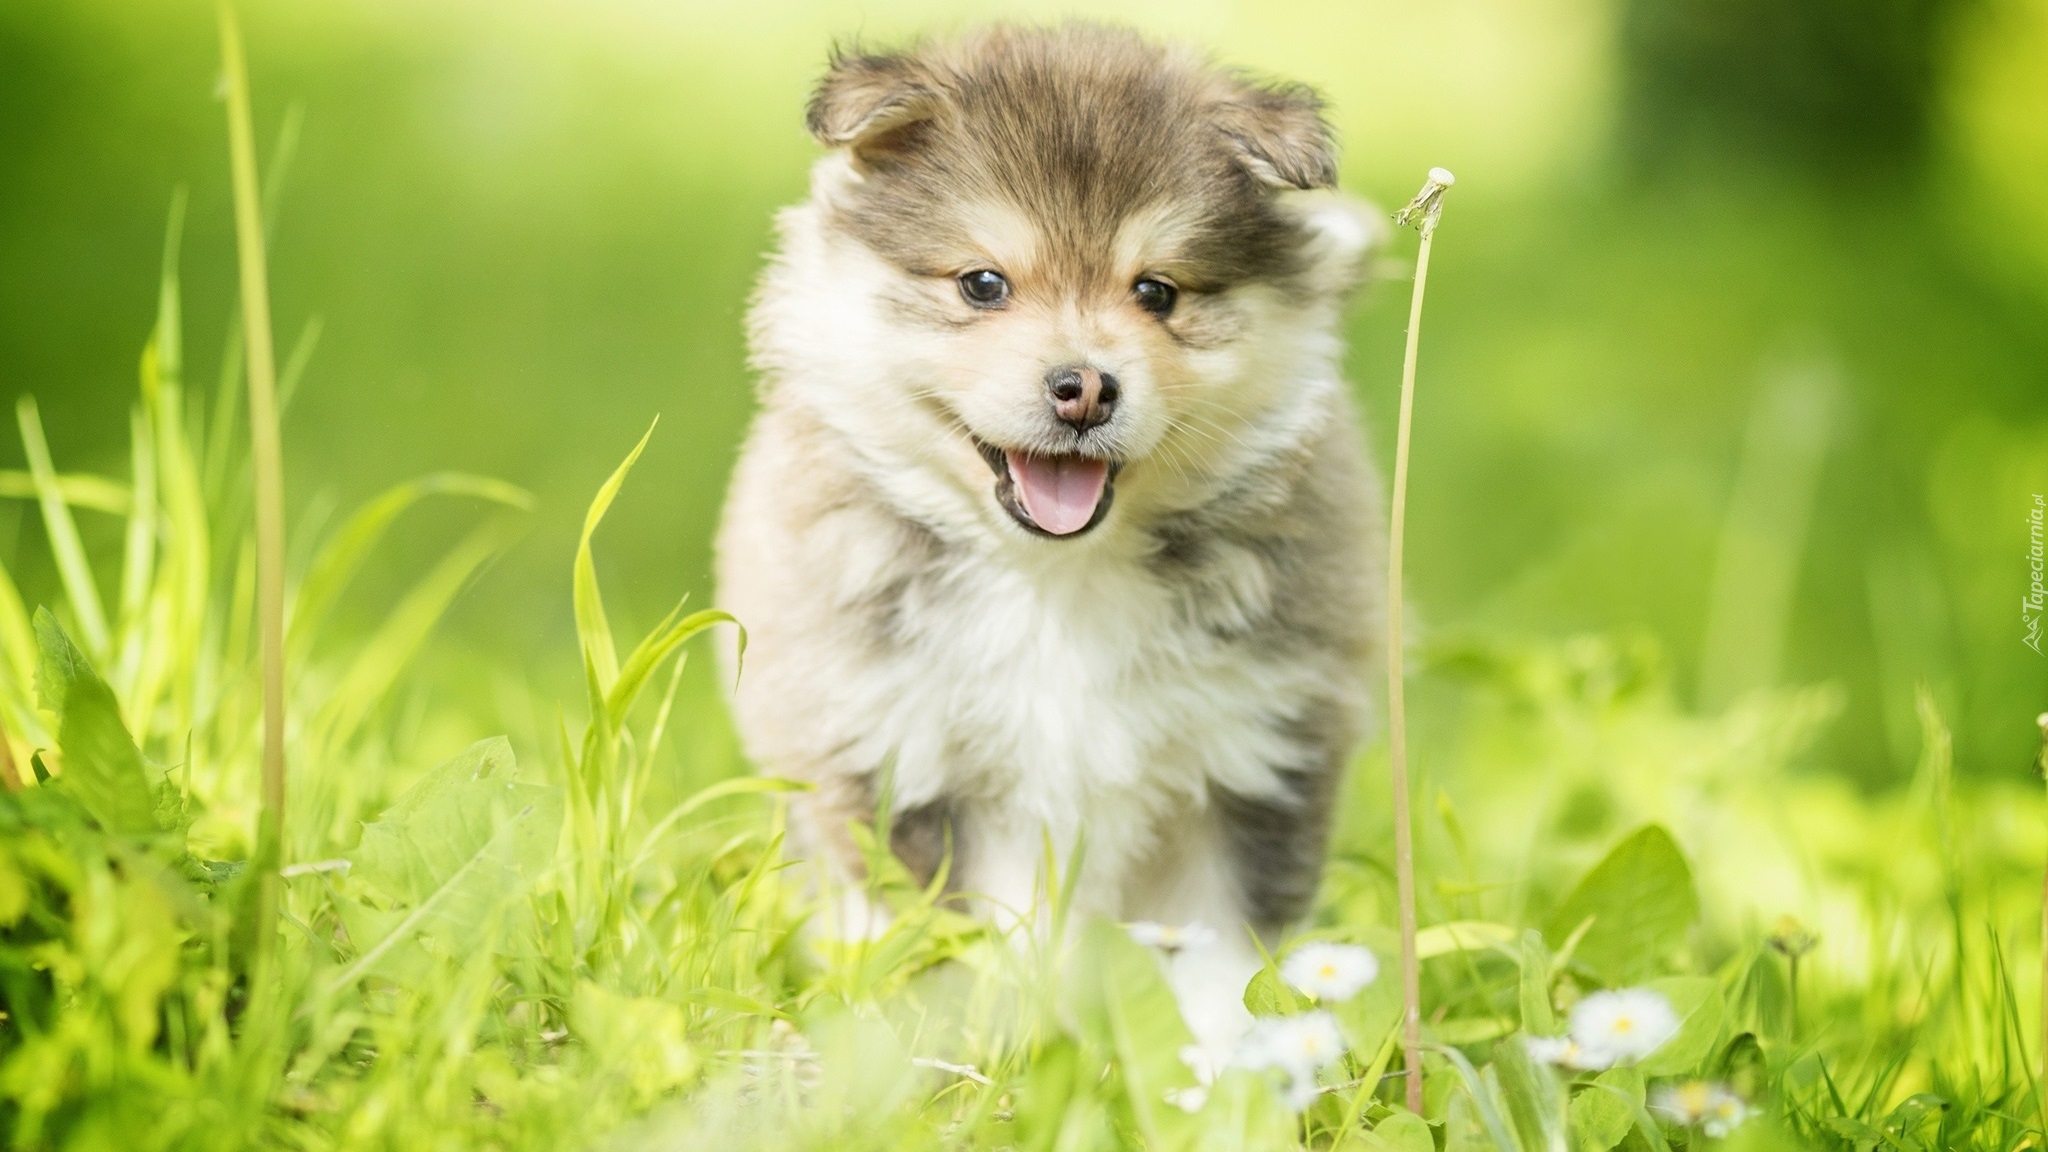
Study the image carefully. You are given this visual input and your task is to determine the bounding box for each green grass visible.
[4,40,2048,1152]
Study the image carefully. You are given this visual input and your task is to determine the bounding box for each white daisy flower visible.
[1281,942,1380,1003]
[1523,1033,1613,1071]
[1568,988,1679,1065]
[1126,920,1220,953]
[1652,1081,1750,1138]
[1236,1011,1348,1078]
[1164,1084,1209,1113]
[1178,1043,1225,1085]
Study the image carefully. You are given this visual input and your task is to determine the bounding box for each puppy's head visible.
[762,24,1378,541]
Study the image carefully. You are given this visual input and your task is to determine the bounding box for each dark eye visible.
[958,269,1010,308]
[1133,278,1177,317]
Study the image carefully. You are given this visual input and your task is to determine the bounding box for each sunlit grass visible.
[3,19,2048,1152]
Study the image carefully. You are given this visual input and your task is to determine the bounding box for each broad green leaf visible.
[33,607,89,718]
[1244,964,1308,1016]
[1064,917,1199,1150]
[334,899,434,985]
[339,737,564,984]
[571,981,699,1103]
[1366,1109,1437,1152]
[1545,825,1698,985]
[35,611,158,839]
[1635,976,1724,1076]
[1570,1067,1644,1152]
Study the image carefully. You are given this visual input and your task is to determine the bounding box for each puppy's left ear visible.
[1214,80,1338,190]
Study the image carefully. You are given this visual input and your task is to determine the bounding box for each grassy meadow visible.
[3,0,2048,1148]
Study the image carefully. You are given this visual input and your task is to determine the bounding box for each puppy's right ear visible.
[805,48,941,159]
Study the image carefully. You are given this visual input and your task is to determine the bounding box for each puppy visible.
[716,23,1383,1049]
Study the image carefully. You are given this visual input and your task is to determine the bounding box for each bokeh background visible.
[3,0,2045,793]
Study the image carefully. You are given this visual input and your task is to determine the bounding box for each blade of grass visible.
[113,401,157,697]
[576,419,658,695]
[202,102,300,503]
[607,608,742,731]
[289,472,531,662]
[0,472,132,514]
[308,519,519,758]
[219,0,288,955]
[0,705,19,793]
[274,315,322,414]
[0,556,40,737]
[1387,166,1454,1113]
[132,188,210,749]
[140,345,211,747]
[17,396,111,657]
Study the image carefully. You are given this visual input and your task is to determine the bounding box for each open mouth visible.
[975,439,1119,538]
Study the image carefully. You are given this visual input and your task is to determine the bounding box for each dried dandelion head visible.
[1394,167,1456,239]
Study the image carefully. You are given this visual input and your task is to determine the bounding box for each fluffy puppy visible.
[716,23,1384,1047]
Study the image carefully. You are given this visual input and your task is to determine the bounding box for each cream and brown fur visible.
[716,23,1384,1048]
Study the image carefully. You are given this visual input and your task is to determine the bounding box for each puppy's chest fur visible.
[859,524,1320,829]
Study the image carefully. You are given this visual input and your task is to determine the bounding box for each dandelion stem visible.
[219,0,288,967]
[1388,167,1454,1114]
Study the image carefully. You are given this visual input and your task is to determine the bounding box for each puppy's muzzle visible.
[1047,365,1119,432]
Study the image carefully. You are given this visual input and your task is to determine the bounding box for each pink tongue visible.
[1006,450,1108,535]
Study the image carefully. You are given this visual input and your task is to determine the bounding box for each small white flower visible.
[1652,1081,1750,1138]
[1127,920,1220,953]
[1165,1084,1209,1113]
[1523,1033,1613,1071]
[1280,1071,1324,1111]
[1237,1011,1348,1078]
[1179,1044,1225,1085]
[1568,988,1679,1065]
[1281,943,1380,1003]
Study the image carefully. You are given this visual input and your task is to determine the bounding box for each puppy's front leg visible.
[1125,809,1270,1062]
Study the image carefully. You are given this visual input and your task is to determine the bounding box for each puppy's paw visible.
[1166,942,1261,1072]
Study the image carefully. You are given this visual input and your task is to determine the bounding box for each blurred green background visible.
[3,0,2045,785]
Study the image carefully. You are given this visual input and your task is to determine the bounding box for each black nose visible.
[1046,365,1119,432]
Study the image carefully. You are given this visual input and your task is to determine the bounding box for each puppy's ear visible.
[1213,80,1338,190]
[805,48,942,159]
[1278,189,1385,295]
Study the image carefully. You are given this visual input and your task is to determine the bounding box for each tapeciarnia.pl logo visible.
[2027,494,2045,655]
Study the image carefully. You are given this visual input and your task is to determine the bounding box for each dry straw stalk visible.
[1388,166,1454,1114]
